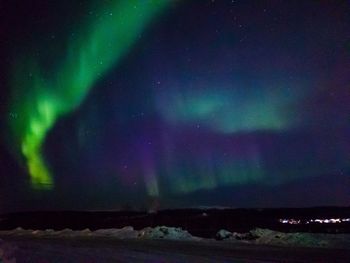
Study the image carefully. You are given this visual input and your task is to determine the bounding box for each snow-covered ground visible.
[0,226,199,241]
[216,228,350,249]
[0,227,350,262]
[1,226,349,249]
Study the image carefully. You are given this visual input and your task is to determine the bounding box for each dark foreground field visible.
[1,236,350,263]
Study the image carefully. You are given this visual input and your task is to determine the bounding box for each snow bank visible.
[1,227,350,249]
[216,229,233,240]
[0,226,198,241]
[216,228,350,249]
[94,226,138,239]
[216,229,256,241]
[138,226,196,240]
[252,228,350,249]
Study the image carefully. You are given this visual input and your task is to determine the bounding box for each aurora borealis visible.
[9,0,170,189]
[0,0,349,211]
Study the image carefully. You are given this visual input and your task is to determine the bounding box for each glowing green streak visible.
[10,0,170,189]
[158,87,297,133]
[171,160,264,194]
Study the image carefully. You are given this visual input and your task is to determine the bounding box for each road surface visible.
[1,236,350,262]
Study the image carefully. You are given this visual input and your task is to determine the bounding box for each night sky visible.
[0,0,349,212]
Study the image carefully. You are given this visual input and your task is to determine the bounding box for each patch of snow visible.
[138,226,197,240]
[216,230,257,241]
[217,228,350,249]
[250,228,333,248]
[216,229,233,240]
[94,226,138,239]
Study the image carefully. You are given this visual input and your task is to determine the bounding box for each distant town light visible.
[278,218,350,224]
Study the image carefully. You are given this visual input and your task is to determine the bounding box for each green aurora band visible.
[157,87,298,133]
[10,0,170,190]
